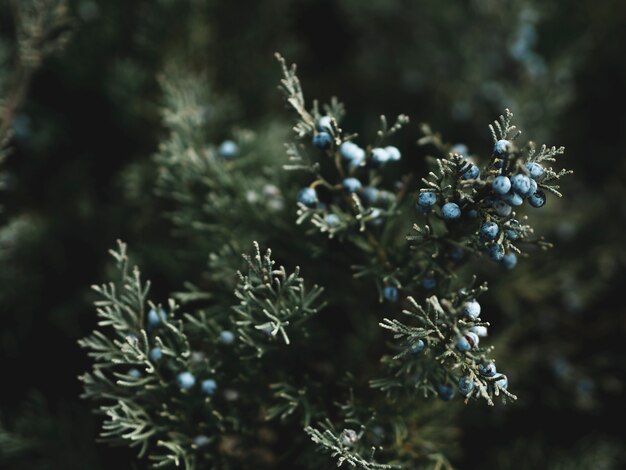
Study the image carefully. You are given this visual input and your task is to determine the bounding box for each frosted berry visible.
[469,325,488,337]
[218,140,238,159]
[511,174,532,196]
[177,371,196,389]
[462,300,481,320]
[339,142,365,165]
[488,243,505,261]
[465,331,479,348]
[201,378,218,395]
[528,190,546,208]
[441,202,461,220]
[417,191,437,210]
[383,286,399,302]
[149,347,162,361]
[458,376,474,396]
[456,336,471,352]
[480,222,499,240]
[147,308,167,328]
[463,163,480,180]
[342,177,362,193]
[492,176,511,195]
[502,252,518,270]
[479,362,497,377]
[528,178,538,195]
[422,277,436,290]
[437,384,454,401]
[451,143,468,156]
[297,187,318,207]
[316,116,333,132]
[220,330,235,345]
[325,214,340,227]
[341,429,358,446]
[194,435,210,448]
[360,188,380,206]
[505,229,519,240]
[129,368,141,378]
[496,375,509,390]
[525,162,544,179]
[494,200,512,217]
[385,146,401,161]
[501,192,523,207]
[371,147,390,165]
[467,208,478,218]
[313,132,332,149]
[493,139,511,158]
[410,339,425,354]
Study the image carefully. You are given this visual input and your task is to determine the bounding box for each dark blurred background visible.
[0,0,625,468]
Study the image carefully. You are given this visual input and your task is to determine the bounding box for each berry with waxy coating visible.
[149,347,162,361]
[297,187,318,207]
[459,376,474,396]
[456,336,471,352]
[422,277,436,290]
[342,177,362,193]
[494,200,512,216]
[511,174,532,195]
[528,178,538,195]
[470,325,488,337]
[312,132,332,149]
[371,147,390,165]
[147,308,167,328]
[488,243,505,261]
[481,222,499,240]
[479,362,497,377]
[437,384,454,401]
[492,176,512,195]
[462,300,481,320]
[316,116,333,132]
[528,190,546,208]
[177,371,196,389]
[410,339,425,354]
[505,229,519,240]
[325,214,340,227]
[525,162,544,179]
[129,368,141,378]
[496,375,509,390]
[201,378,218,395]
[361,186,379,205]
[220,330,235,344]
[465,331,480,348]
[494,139,511,157]
[452,143,468,156]
[385,146,401,161]
[339,142,365,165]
[502,252,518,270]
[442,202,461,220]
[218,140,238,159]
[463,164,480,180]
[501,191,523,207]
[417,191,437,210]
[194,436,210,448]
[383,286,398,302]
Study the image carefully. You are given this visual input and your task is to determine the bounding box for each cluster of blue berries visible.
[176,372,219,395]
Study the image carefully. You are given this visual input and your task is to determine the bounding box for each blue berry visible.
[502,252,518,270]
[492,176,511,195]
[465,332,479,348]
[528,190,546,208]
[469,325,488,337]
[510,174,532,196]
[437,384,454,401]
[488,243,505,261]
[218,140,238,159]
[220,330,235,345]
[384,146,401,161]
[494,139,512,158]
[383,286,399,302]
[441,202,461,220]
[501,192,523,207]
[525,162,544,179]
[456,336,471,352]
[422,277,436,290]
[371,147,390,165]
[297,187,318,207]
[410,339,425,354]
[494,200,512,217]
[361,186,379,205]
[528,178,538,195]
[467,208,479,218]
[463,163,480,180]
[458,376,474,396]
[316,116,333,132]
[496,375,508,390]
[147,308,167,328]
[480,222,499,240]
[462,300,481,320]
[193,435,210,448]
[479,362,497,377]
[339,142,365,165]
[129,368,141,378]
[149,347,162,361]
[325,214,340,227]
[451,143,468,156]
[342,177,362,193]
[505,229,519,240]
[417,191,437,210]
[177,371,196,389]
[201,378,217,395]
[313,132,332,149]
